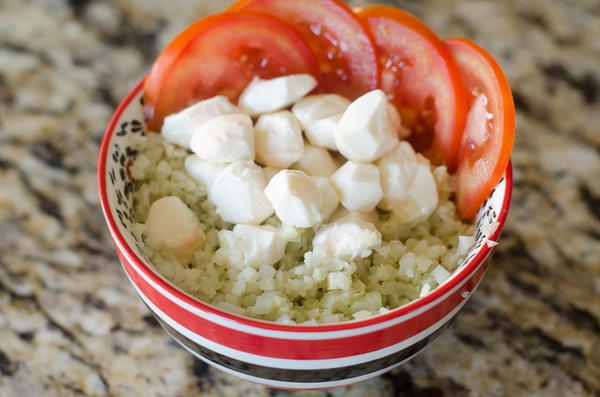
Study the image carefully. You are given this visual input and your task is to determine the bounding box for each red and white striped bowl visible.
[98,78,512,390]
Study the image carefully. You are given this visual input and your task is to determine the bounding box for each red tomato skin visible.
[359,6,468,171]
[447,38,515,220]
[229,0,380,99]
[144,11,322,131]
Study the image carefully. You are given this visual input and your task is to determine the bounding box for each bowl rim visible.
[98,77,513,332]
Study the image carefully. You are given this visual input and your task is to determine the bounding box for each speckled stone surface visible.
[1,0,599,396]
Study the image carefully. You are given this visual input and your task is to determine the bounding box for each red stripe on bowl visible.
[119,249,490,361]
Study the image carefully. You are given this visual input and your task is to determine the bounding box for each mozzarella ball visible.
[330,161,383,213]
[377,141,438,223]
[255,111,304,168]
[334,89,399,162]
[292,94,350,126]
[144,196,202,263]
[238,74,317,116]
[313,212,381,259]
[265,170,322,228]
[303,113,343,150]
[211,161,274,224]
[184,155,227,194]
[217,224,286,269]
[293,143,338,177]
[313,176,339,221]
[292,94,350,149]
[161,95,239,148]
[189,113,254,163]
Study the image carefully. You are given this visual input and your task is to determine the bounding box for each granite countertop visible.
[1,0,599,395]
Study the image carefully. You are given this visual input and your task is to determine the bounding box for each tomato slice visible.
[447,38,515,220]
[358,6,467,170]
[143,12,321,131]
[229,0,379,99]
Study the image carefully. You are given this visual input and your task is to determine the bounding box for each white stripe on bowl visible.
[178,342,421,389]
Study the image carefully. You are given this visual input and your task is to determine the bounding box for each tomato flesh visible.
[358,6,467,170]
[229,0,379,99]
[447,38,515,220]
[143,12,321,131]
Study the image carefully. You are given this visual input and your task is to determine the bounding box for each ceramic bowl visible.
[98,78,512,390]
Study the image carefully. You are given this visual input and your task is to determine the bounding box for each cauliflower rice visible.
[130,134,472,324]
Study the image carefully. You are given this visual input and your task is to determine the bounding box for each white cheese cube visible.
[303,113,342,150]
[184,155,227,193]
[292,94,350,149]
[217,224,286,269]
[189,113,254,163]
[313,176,339,221]
[327,272,352,291]
[143,196,202,263]
[292,143,338,177]
[334,89,399,162]
[330,161,383,213]
[292,94,350,126]
[431,265,451,285]
[264,170,322,228]
[211,161,273,224]
[238,74,318,116]
[457,235,475,255]
[255,111,304,168]
[161,95,239,148]
[313,212,382,259]
[377,141,438,223]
